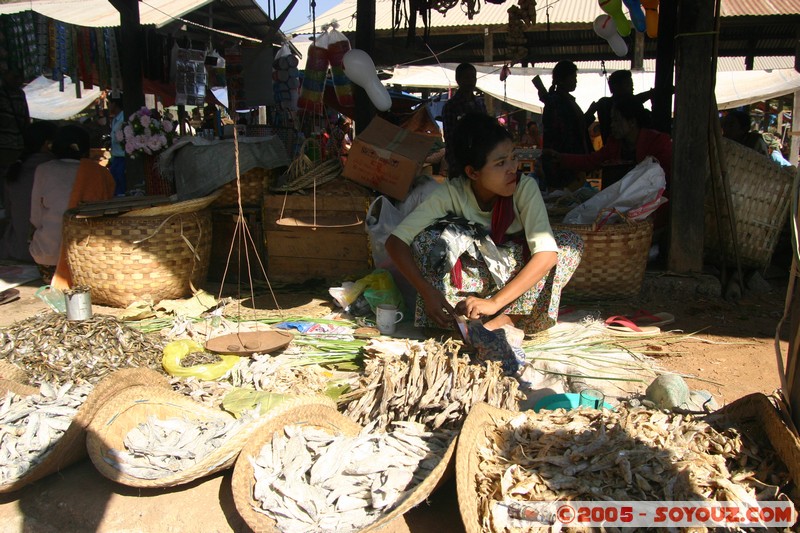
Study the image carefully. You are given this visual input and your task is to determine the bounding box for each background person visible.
[584,70,654,143]
[721,110,769,156]
[540,61,592,190]
[0,121,58,261]
[30,125,115,284]
[442,63,487,173]
[385,113,583,340]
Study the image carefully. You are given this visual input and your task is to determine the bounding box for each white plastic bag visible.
[562,156,668,225]
[365,196,403,268]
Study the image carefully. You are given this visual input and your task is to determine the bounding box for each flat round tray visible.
[205,330,294,356]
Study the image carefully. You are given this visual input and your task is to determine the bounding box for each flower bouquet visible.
[116,107,176,157]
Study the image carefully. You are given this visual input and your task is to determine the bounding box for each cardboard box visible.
[342,117,436,200]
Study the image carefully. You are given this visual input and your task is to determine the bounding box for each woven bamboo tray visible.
[551,219,653,299]
[212,167,273,208]
[0,368,169,494]
[63,209,212,307]
[232,403,441,533]
[704,137,794,270]
[0,360,26,384]
[86,388,335,489]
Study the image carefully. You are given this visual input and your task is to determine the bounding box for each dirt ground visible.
[0,256,793,532]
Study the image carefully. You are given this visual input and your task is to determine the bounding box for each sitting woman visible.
[385,113,583,346]
[29,124,115,285]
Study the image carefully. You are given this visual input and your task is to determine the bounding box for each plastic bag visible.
[221,388,292,418]
[325,25,354,107]
[366,196,403,267]
[162,339,241,380]
[562,156,667,225]
[332,269,404,314]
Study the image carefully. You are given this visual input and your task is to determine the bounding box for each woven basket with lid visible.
[63,209,212,307]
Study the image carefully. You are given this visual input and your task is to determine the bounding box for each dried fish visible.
[0,382,92,484]
[474,406,792,532]
[249,422,455,532]
[341,338,521,432]
[0,312,165,386]
[107,410,258,480]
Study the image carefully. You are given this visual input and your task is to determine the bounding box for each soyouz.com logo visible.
[494,500,797,528]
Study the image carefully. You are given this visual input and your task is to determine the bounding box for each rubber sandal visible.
[0,288,20,305]
[629,309,675,328]
[604,315,661,337]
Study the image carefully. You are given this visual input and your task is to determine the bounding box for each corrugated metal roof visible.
[0,0,214,28]
[288,0,609,34]
[721,0,800,17]
[527,56,795,73]
[288,0,800,35]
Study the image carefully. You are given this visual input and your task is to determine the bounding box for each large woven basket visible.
[552,218,653,299]
[0,368,169,494]
[212,167,273,208]
[231,404,420,533]
[704,137,794,270]
[63,209,212,307]
[86,387,335,489]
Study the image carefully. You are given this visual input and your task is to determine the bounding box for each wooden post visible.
[109,0,145,191]
[632,31,645,70]
[792,89,800,166]
[353,0,376,135]
[667,0,715,273]
[652,0,676,134]
[483,27,494,116]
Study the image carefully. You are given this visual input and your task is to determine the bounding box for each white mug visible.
[376,304,404,335]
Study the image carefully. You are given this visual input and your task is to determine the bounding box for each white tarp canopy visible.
[24,76,102,120]
[387,64,800,113]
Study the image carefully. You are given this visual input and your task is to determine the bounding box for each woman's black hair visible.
[611,96,650,128]
[52,124,90,160]
[4,120,58,182]
[449,113,512,179]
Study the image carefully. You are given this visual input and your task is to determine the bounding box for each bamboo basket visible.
[0,360,27,384]
[212,167,274,208]
[551,218,653,299]
[63,209,212,307]
[231,403,453,533]
[704,137,794,270]
[86,387,335,489]
[0,368,169,494]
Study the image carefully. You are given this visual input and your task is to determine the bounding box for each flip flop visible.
[628,309,675,328]
[604,316,661,337]
[0,288,20,305]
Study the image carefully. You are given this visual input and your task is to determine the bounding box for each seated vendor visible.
[385,113,584,340]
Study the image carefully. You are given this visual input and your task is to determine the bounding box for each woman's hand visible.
[455,296,501,320]
[420,285,457,329]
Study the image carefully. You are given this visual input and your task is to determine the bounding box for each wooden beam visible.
[109,0,145,192]
[652,0,676,133]
[354,0,376,134]
[667,0,715,273]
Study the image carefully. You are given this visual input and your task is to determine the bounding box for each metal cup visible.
[64,287,93,321]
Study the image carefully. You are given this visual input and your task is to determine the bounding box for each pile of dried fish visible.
[106,411,257,480]
[474,406,792,532]
[0,382,92,483]
[249,421,454,532]
[341,338,521,431]
[0,312,165,385]
[170,352,337,410]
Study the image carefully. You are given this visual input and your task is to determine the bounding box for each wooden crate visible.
[264,192,372,283]
[208,207,267,282]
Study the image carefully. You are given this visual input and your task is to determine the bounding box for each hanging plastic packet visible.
[273,43,299,111]
[325,23,355,108]
[297,31,330,111]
